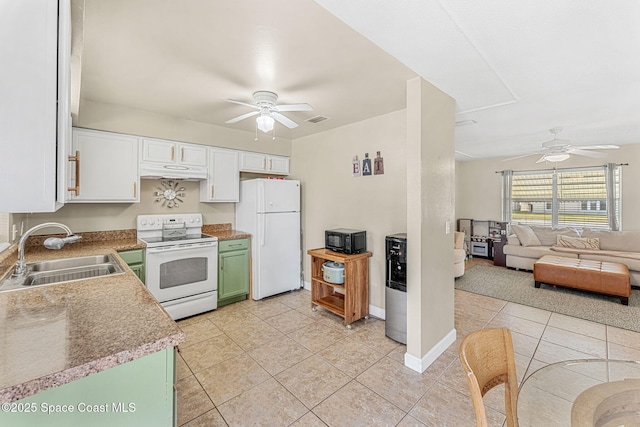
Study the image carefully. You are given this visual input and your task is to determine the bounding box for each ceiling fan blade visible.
[571,144,619,150]
[225,110,259,124]
[223,98,259,109]
[502,152,541,162]
[535,154,549,164]
[567,148,607,158]
[272,112,298,129]
[273,103,313,112]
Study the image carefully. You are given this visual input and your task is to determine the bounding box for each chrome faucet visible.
[12,222,82,278]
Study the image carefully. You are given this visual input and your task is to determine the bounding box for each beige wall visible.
[406,77,455,361]
[24,180,234,232]
[290,110,407,309]
[456,143,640,230]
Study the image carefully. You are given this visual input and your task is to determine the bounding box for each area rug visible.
[454,265,640,332]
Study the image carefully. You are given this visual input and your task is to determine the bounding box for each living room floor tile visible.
[486,312,547,339]
[541,325,607,358]
[500,302,552,324]
[608,342,640,360]
[532,340,599,365]
[607,325,640,351]
[549,313,607,340]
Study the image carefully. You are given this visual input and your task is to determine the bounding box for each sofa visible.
[503,224,640,286]
[454,231,466,278]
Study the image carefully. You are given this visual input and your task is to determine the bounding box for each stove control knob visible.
[141,220,147,226]
[189,218,194,223]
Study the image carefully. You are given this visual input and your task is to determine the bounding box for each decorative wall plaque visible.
[153,180,186,208]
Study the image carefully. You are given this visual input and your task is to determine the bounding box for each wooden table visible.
[307,248,372,329]
[517,359,640,426]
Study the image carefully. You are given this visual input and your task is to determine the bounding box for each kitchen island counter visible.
[0,234,184,404]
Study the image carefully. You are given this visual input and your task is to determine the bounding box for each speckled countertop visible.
[0,229,184,404]
[202,223,251,241]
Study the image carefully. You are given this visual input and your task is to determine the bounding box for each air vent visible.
[306,115,330,124]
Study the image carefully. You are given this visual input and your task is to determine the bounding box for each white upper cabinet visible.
[0,0,71,213]
[200,148,240,202]
[239,152,290,175]
[68,128,139,203]
[141,138,207,167]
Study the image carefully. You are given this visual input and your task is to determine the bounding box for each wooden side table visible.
[307,248,372,329]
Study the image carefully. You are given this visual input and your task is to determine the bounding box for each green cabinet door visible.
[218,239,250,306]
[0,348,175,427]
[118,249,145,284]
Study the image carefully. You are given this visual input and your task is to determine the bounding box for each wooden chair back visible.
[458,328,519,427]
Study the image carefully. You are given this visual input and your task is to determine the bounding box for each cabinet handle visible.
[133,182,137,198]
[269,159,273,170]
[68,150,80,195]
[211,185,215,199]
[171,146,175,161]
[262,158,266,170]
[181,147,185,162]
[221,257,224,270]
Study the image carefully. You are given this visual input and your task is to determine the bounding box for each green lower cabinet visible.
[118,249,145,284]
[218,238,250,307]
[0,348,176,427]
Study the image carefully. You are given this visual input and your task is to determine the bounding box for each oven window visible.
[159,257,208,289]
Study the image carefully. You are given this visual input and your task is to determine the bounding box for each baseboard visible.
[368,304,385,320]
[404,328,457,373]
[303,280,311,291]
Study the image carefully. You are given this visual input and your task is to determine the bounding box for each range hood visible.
[139,162,207,180]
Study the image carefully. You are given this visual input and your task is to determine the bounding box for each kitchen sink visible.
[0,254,126,292]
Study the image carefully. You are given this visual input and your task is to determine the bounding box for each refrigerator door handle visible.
[260,214,266,246]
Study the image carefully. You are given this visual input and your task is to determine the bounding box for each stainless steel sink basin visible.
[0,254,126,292]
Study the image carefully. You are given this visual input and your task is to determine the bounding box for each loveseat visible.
[503,224,640,286]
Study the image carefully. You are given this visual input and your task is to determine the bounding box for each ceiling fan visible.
[504,128,619,163]
[224,91,312,133]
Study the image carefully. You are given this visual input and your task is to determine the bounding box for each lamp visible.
[544,153,570,162]
[256,113,274,133]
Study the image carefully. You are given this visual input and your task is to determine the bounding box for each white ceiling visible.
[75,0,640,160]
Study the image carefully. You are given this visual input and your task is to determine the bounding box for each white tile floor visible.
[174,262,640,426]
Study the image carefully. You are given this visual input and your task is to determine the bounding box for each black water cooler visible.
[385,233,407,344]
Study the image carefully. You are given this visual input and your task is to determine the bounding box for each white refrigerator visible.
[235,179,301,300]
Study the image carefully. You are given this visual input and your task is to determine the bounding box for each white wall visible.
[290,110,407,310]
[456,143,640,230]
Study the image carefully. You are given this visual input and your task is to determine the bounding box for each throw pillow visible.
[555,235,600,250]
[511,224,541,247]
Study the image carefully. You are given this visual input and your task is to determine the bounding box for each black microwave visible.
[325,229,366,254]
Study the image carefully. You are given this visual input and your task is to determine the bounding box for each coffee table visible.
[533,255,631,305]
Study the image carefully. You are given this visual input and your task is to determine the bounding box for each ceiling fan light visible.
[544,153,570,162]
[256,114,274,133]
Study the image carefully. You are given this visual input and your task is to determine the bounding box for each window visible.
[502,164,621,230]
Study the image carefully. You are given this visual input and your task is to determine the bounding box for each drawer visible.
[219,238,249,253]
[118,249,145,264]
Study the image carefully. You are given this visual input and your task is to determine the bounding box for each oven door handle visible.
[146,243,217,254]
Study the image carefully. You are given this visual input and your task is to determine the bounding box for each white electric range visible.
[137,213,218,320]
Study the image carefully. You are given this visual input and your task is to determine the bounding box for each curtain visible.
[501,170,513,223]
